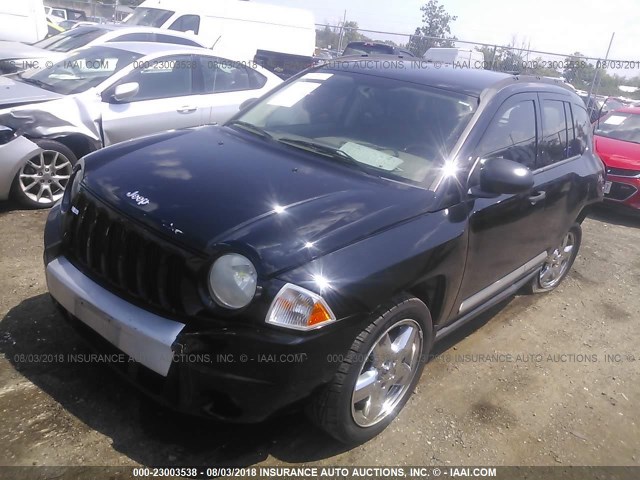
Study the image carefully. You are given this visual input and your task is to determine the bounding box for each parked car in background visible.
[0,0,47,43]
[124,0,316,61]
[593,107,640,211]
[43,60,602,445]
[343,41,415,57]
[424,47,485,68]
[0,25,205,74]
[88,16,109,24]
[44,6,87,24]
[0,42,282,207]
[579,94,624,124]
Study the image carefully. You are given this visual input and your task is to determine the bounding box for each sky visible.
[259,0,636,64]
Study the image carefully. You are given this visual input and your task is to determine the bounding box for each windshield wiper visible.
[16,75,51,90]
[226,120,273,140]
[277,138,374,175]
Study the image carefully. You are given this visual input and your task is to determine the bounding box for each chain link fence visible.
[316,23,640,101]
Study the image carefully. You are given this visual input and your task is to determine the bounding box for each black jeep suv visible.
[44,59,604,444]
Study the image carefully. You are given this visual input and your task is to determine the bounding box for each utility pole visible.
[587,32,615,118]
[337,10,347,53]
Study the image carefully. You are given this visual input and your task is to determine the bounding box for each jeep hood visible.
[80,126,436,275]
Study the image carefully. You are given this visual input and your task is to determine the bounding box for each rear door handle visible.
[529,191,546,204]
[177,106,197,114]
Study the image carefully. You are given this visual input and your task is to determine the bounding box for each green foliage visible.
[408,0,458,57]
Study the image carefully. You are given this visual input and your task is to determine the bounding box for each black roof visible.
[319,57,571,98]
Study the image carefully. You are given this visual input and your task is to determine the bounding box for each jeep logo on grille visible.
[126,191,150,206]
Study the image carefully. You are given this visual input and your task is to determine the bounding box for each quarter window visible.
[571,103,591,155]
[476,100,537,169]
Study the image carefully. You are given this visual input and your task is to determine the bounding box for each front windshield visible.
[32,27,107,53]
[231,70,477,186]
[595,112,640,144]
[18,46,143,95]
[125,8,174,27]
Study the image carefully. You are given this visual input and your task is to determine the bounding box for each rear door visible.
[455,93,549,315]
[101,55,205,146]
[534,93,592,247]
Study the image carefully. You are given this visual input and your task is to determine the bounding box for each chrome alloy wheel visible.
[351,319,423,427]
[19,150,73,205]
[539,231,576,289]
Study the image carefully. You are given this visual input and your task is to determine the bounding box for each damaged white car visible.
[0,42,282,208]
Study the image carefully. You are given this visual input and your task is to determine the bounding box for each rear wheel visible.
[308,295,432,444]
[11,139,76,209]
[526,223,581,293]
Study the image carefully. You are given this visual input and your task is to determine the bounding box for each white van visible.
[424,48,485,69]
[124,0,316,61]
[0,0,48,43]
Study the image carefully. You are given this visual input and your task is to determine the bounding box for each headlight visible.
[266,283,336,331]
[208,254,258,309]
[0,126,15,145]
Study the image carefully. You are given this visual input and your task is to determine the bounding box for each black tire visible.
[307,294,433,444]
[525,223,582,294]
[11,139,77,209]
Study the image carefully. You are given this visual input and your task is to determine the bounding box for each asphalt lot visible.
[0,201,639,476]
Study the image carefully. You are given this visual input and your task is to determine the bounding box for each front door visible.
[455,93,549,316]
[101,55,204,146]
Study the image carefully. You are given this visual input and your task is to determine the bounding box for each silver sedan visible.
[0,42,282,208]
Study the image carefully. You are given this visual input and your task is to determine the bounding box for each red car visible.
[593,107,640,210]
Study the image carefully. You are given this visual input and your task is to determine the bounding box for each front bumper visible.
[44,206,363,422]
[46,257,185,376]
[0,135,41,200]
[604,174,640,210]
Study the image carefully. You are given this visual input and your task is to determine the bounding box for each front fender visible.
[276,205,469,326]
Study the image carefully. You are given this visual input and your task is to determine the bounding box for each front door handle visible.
[177,106,197,114]
[529,190,546,204]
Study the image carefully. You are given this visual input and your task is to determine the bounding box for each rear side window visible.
[32,27,107,53]
[169,15,201,34]
[109,33,155,42]
[200,58,257,93]
[156,34,201,47]
[539,100,569,167]
[476,100,537,169]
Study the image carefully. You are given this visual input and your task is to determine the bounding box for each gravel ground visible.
[0,201,639,476]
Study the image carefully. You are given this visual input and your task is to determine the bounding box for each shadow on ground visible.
[0,292,520,467]
[0,199,27,216]
[588,204,640,229]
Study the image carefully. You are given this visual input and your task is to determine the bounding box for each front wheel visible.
[11,139,76,209]
[308,295,432,444]
[526,223,582,293]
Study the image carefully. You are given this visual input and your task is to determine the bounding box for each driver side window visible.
[115,55,194,102]
[476,99,538,170]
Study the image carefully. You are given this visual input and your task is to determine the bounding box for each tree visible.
[562,52,600,91]
[408,0,458,57]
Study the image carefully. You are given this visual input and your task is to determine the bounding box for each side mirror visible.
[239,98,258,110]
[111,82,139,103]
[473,158,534,196]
